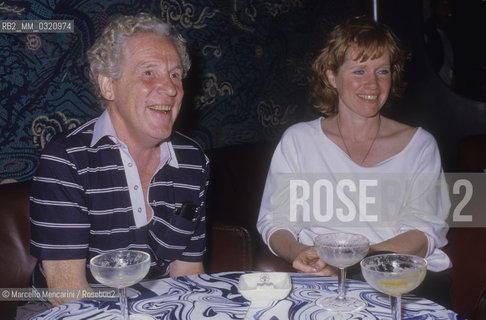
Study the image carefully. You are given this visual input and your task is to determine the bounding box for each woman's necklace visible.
[336,115,381,166]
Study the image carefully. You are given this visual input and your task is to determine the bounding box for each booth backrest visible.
[2,136,486,319]
[456,135,486,173]
[0,181,37,316]
[447,135,486,319]
[0,180,256,317]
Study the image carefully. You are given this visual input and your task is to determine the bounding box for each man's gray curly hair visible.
[87,12,191,106]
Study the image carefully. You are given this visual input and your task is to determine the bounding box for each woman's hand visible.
[269,229,338,276]
[292,246,338,276]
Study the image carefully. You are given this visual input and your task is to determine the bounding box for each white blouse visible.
[257,118,451,271]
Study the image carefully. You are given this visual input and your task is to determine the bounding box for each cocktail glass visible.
[90,250,151,320]
[360,253,427,320]
[314,232,370,312]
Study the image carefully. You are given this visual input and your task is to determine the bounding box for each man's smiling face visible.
[100,32,184,147]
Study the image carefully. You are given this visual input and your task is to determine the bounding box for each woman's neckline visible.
[316,117,421,168]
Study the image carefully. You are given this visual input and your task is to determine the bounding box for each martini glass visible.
[360,254,427,320]
[90,250,151,320]
[314,233,370,312]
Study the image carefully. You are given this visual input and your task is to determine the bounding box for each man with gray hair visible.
[19,12,209,317]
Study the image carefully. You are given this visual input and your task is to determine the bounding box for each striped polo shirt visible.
[29,111,209,288]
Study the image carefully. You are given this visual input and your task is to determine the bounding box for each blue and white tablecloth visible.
[32,272,464,319]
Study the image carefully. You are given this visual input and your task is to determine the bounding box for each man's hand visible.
[169,260,204,278]
[292,247,338,276]
[42,259,91,306]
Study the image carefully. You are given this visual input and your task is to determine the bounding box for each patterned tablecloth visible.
[32,271,464,319]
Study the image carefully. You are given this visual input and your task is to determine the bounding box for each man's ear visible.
[98,73,115,101]
[326,69,337,88]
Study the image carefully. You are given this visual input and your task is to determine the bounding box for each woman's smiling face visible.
[326,47,392,118]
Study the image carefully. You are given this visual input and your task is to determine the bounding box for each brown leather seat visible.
[0,180,257,311]
[456,134,486,173]
[204,142,294,273]
[253,238,293,272]
[2,138,486,319]
[446,227,486,319]
[447,134,486,319]
[205,222,254,273]
[473,287,486,320]
[0,181,37,317]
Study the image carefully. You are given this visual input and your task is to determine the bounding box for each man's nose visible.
[155,74,177,96]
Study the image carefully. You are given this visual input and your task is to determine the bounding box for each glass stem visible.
[390,295,402,320]
[119,287,129,320]
[337,267,347,300]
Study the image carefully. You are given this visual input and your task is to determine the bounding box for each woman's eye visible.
[143,70,153,76]
[353,70,364,75]
[378,69,390,75]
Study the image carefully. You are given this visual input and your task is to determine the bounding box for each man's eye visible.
[170,72,182,79]
[353,70,364,75]
[144,70,153,76]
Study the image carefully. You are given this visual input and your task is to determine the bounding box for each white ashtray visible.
[238,272,292,303]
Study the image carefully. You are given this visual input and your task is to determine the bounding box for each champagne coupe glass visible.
[314,232,370,312]
[90,250,151,320]
[360,254,427,320]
